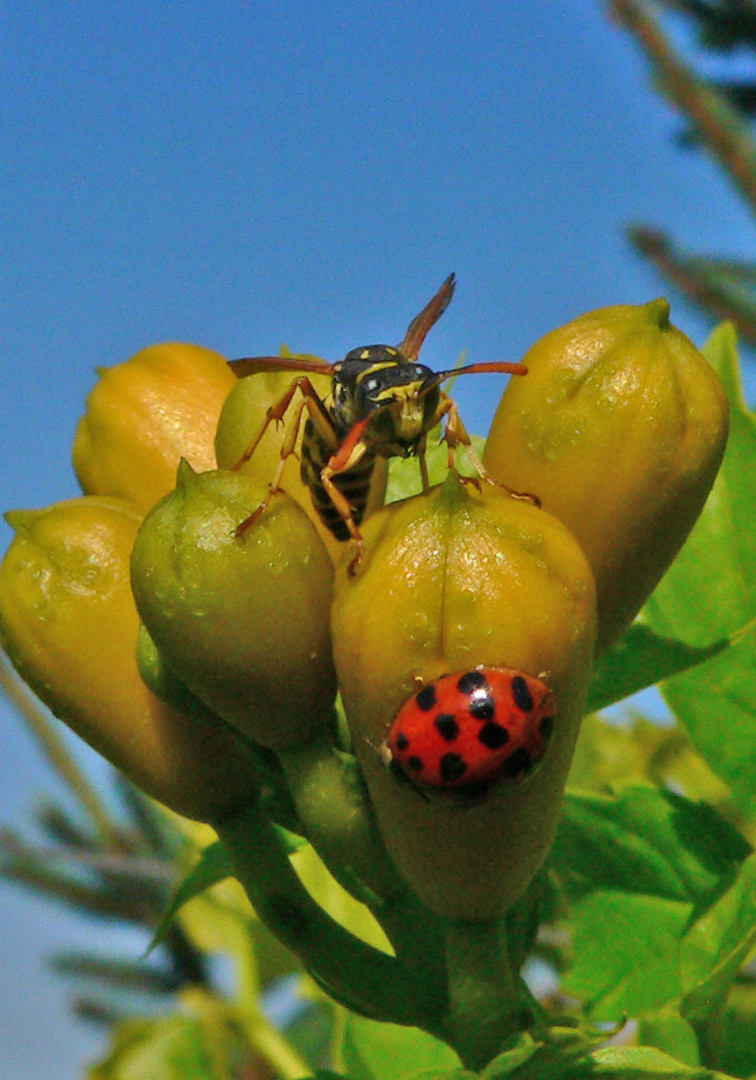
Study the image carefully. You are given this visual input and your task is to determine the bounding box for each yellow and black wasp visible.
[228,274,530,570]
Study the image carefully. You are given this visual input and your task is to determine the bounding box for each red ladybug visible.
[381,667,555,800]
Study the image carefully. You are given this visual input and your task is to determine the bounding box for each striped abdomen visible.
[300,418,378,541]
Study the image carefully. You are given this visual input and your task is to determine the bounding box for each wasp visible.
[228,274,531,571]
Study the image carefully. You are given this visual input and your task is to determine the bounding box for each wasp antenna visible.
[399,273,457,361]
[434,361,528,383]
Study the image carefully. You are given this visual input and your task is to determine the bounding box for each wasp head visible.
[332,345,441,453]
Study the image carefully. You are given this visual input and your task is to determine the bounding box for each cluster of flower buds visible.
[0,299,728,941]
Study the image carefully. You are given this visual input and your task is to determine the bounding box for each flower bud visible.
[331,475,596,921]
[483,300,729,652]
[130,463,337,750]
[0,496,260,823]
[73,342,236,513]
[214,368,387,562]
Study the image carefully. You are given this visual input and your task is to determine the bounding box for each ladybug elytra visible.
[382,666,555,800]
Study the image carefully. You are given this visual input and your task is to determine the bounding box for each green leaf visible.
[643,323,756,815]
[637,1012,700,1068]
[410,1073,477,1080]
[86,1014,232,1080]
[586,624,729,713]
[481,1027,601,1080]
[147,840,234,953]
[553,787,750,903]
[644,322,756,640]
[480,1032,553,1078]
[149,820,310,953]
[340,1014,461,1080]
[680,852,756,1021]
[715,989,756,1079]
[563,891,691,1019]
[588,1043,738,1078]
[662,630,756,817]
[555,792,755,1022]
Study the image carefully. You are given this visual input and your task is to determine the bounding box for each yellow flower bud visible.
[331,476,596,921]
[73,342,236,513]
[0,496,261,824]
[130,464,337,750]
[483,301,729,653]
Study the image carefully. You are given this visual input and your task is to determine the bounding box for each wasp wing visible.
[229,356,336,379]
[398,273,456,361]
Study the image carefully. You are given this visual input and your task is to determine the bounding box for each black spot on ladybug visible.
[395,732,409,750]
[478,722,509,749]
[408,756,424,772]
[434,713,459,741]
[540,715,555,739]
[457,670,488,695]
[468,690,495,721]
[440,752,467,783]
[415,684,437,711]
[502,747,532,777]
[511,675,534,713]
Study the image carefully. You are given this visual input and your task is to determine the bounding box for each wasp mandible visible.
[228,274,531,570]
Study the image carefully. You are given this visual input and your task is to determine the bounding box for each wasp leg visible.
[231,376,335,471]
[235,398,307,537]
[234,380,340,539]
[319,416,374,574]
[438,396,541,507]
[417,434,430,491]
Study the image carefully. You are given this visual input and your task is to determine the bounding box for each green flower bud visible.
[331,475,596,921]
[483,300,729,653]
[130,463,336,750]
[0,496,261,823]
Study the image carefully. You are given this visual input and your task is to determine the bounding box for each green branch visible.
[629,226,756,346]
[610,0,756,217]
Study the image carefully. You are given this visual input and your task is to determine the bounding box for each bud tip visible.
[644,297,671,330]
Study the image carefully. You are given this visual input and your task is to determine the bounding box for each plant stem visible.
[278,734,407,906]
[441,918,531,1070]
[244,1009,313,1080]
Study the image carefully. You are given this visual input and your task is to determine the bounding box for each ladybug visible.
[381,667,555,800]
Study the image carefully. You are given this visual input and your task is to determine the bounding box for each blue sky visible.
[2,3,755,1077]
